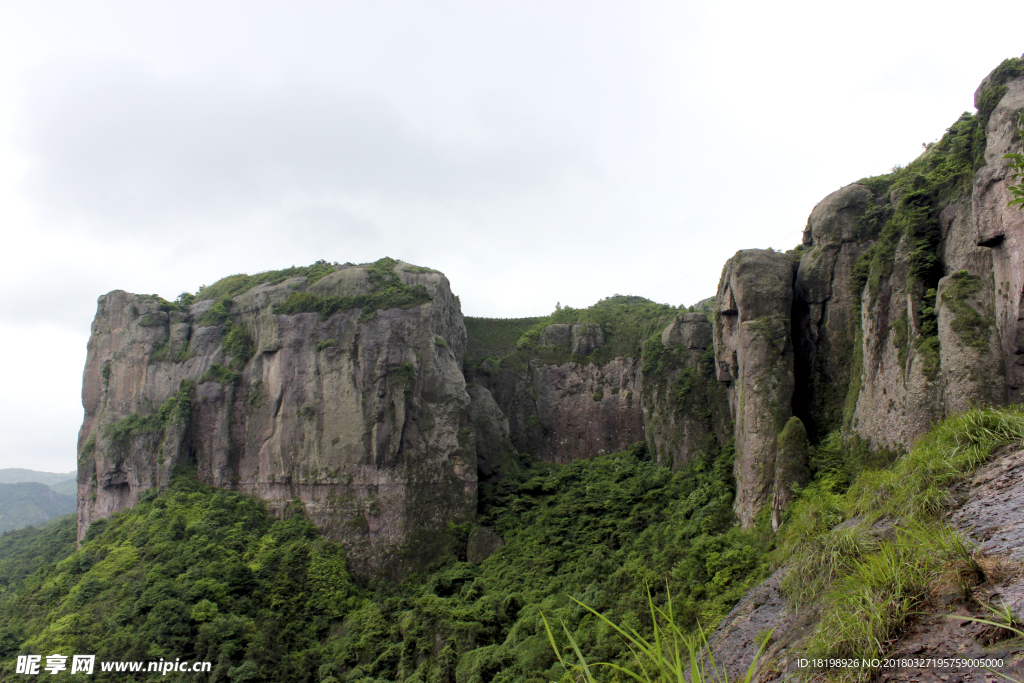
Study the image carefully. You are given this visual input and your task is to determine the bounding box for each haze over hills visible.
[0,483,75,534]
[0,469,76,486]
[0,469,77,533]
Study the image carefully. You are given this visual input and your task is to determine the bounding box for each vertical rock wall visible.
[643,313,732,469]
[78,261,480,579]
[713,249,797,527]
[709,66,1024,527]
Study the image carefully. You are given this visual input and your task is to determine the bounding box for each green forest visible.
[0,434,770,682]
[4,403,1022,682]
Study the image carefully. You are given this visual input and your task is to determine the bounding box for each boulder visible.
[570,323,604,355]
[466,527,504,564]
[540,324,571,347]
[661,312,713,349]
[771,416,810,531]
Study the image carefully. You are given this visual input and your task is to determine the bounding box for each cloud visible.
[17,60,585,241]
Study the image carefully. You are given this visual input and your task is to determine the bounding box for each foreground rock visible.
[707,446,1024,683]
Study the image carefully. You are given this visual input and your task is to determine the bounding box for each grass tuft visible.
[544,587,772,683]
[775,406,1024,677]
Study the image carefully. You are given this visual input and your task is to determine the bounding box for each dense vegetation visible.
[0,517,77,600]
[465,296,690,376]
[0,437,769,683]
[9,407,1016,682]
[276,258,433,323]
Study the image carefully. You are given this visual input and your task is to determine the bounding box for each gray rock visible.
[466,527,504,564]
[714,249,797,527]
[467,384,517,481]
[793,184,873,439]
[951,447,1024,562]
[771,417,810,531]
[541,324,571,347]
[570,323,604,355]
[188,299,216,316]
[77,261,476,580]
[661,312,712,349]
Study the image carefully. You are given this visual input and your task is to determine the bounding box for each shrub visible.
[195,296,234,327]
[276,259,432,322]
[222,325,255,368]
[194,260,338,301]
[199,364,241,386]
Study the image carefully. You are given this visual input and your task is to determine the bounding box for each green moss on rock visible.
[942,270,993,352]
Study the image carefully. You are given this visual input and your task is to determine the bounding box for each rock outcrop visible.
[771,417,810,531]
[708,445,1024,683]
[643,312,732,468]
[706,64,1024,525]
[467,311,731,468]
[466,527,504,564]
[845,69,1024,449]
[78,260,486,579]
[713,249,797,526]
[793,184,873,439]
[476,356,645,464]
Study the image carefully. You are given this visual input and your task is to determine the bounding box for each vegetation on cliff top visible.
[189,259,339,304]
[276,258,433,322]
[466,296,685,374]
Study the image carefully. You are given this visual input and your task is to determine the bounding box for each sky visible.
[0,0,1021,472]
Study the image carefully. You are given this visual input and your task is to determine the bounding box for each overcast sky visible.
[0,0,1021,472]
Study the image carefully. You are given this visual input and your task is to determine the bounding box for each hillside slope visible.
[0,484,75,534]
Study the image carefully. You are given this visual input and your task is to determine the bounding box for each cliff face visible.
[465,305,731,470]
[470,337,647,464]
[643,313,732,470]
[78,260,480,578]
[76,62,1024,576]
[713,250,797,527]
[710,64,1024,526]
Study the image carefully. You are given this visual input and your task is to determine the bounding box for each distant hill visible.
[0,468,76,486]
[49,478,77,496]
[0,482,76,533]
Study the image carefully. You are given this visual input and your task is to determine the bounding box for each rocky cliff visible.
[710,60,1024,526]
[76,59,1024,580]
[78,259,482,579]
[463,298,731,472]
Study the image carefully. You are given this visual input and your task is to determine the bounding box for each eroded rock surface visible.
[714,249,797,526]
[793,184,873,439]
[530,358,644,463]
[78,261,486,579]
[644,312,732,468]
